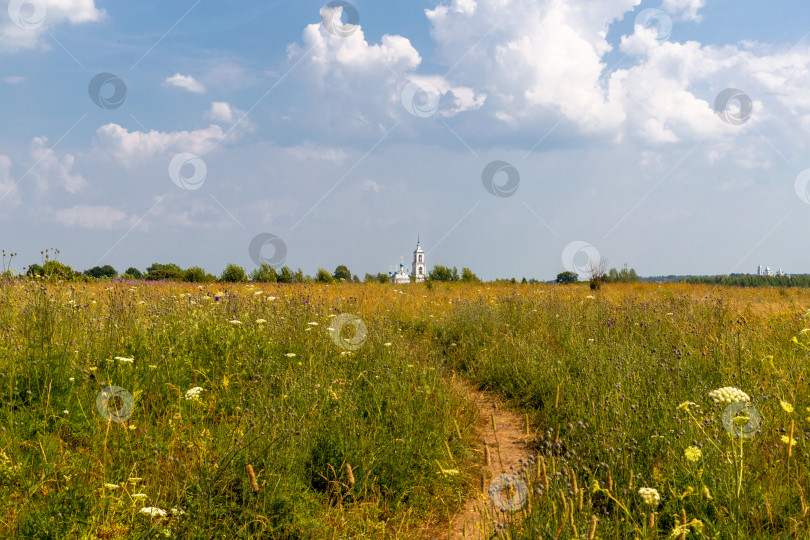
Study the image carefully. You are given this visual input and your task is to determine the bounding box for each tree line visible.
[2,250,489,284]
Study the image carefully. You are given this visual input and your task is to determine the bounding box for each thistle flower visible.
[185,387,204,401]
[684,446,702,462]
[638,487,661,506]
[708,387,750,405]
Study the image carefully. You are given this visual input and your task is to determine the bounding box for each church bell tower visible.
[413,235,425,283]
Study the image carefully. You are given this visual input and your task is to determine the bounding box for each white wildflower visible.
[255,319,267,324]
[185,387,204,401]
[139,506,167,518]
[115,357,134,363]
[638,487,661,506]
[285,353,296,358]
[229,320,243,325]
[708,386,750,405]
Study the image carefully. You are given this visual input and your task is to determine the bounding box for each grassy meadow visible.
[1,279,809,538]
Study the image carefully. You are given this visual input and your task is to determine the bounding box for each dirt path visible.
[424,379,536,540]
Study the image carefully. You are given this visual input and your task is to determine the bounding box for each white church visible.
[388,238,426,284]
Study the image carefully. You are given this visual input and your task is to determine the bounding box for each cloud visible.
[660,0,706,21]
[284,12,485,138]
[4,75,25,84]
[29,137,86,194]
[1,0,104,52]
[93,123,225,167]
[163,73,206,94]
[0,155,20,206]
[55,204,129,229]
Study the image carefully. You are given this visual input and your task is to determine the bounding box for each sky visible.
[2,0,810,281]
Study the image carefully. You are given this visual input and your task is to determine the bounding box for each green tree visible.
[84,265,117,279]
[42,260,78,281]
[429,265,455,281]
[145,263,184,281]
[124,267,143,279]
[352,274,360,283]
[377,272,389,284]
[219,263,247,283]
[333,265,351,281]
[250,264,278,283]
[278,266,294,283]
[294,268,305,283]
[460,267,479,282]
[316,268,334,283]
[556,271,579,284]
[183,266,211,283]
[363,273,376,283]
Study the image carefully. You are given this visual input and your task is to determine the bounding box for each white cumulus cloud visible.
[163,73,206,94]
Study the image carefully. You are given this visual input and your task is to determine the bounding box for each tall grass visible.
[0,281,476,538]
[430,283,810,538]
[2,280,808,538]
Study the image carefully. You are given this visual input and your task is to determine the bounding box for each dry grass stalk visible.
[345,463,355,486]
[587,515,597,539]
[246,464,259,493]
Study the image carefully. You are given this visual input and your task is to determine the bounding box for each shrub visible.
[220,263,248,283]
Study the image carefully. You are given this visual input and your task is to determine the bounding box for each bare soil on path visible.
[422,379,537,540]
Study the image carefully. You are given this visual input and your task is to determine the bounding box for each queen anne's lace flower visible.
[139,507,167,518]
[185,387,204,401]
[708,386,750,405]
[638,487,661,506]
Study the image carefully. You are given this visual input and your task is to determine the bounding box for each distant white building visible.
[757,265,788,277]
[389,237,426,284]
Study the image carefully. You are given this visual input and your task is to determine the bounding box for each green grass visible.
[2,280,809,538]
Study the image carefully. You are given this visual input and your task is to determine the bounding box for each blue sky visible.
[3,0,810,280]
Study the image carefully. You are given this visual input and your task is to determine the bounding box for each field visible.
[1,280,809,538]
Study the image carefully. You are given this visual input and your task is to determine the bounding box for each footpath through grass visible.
[1,280,809,538]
